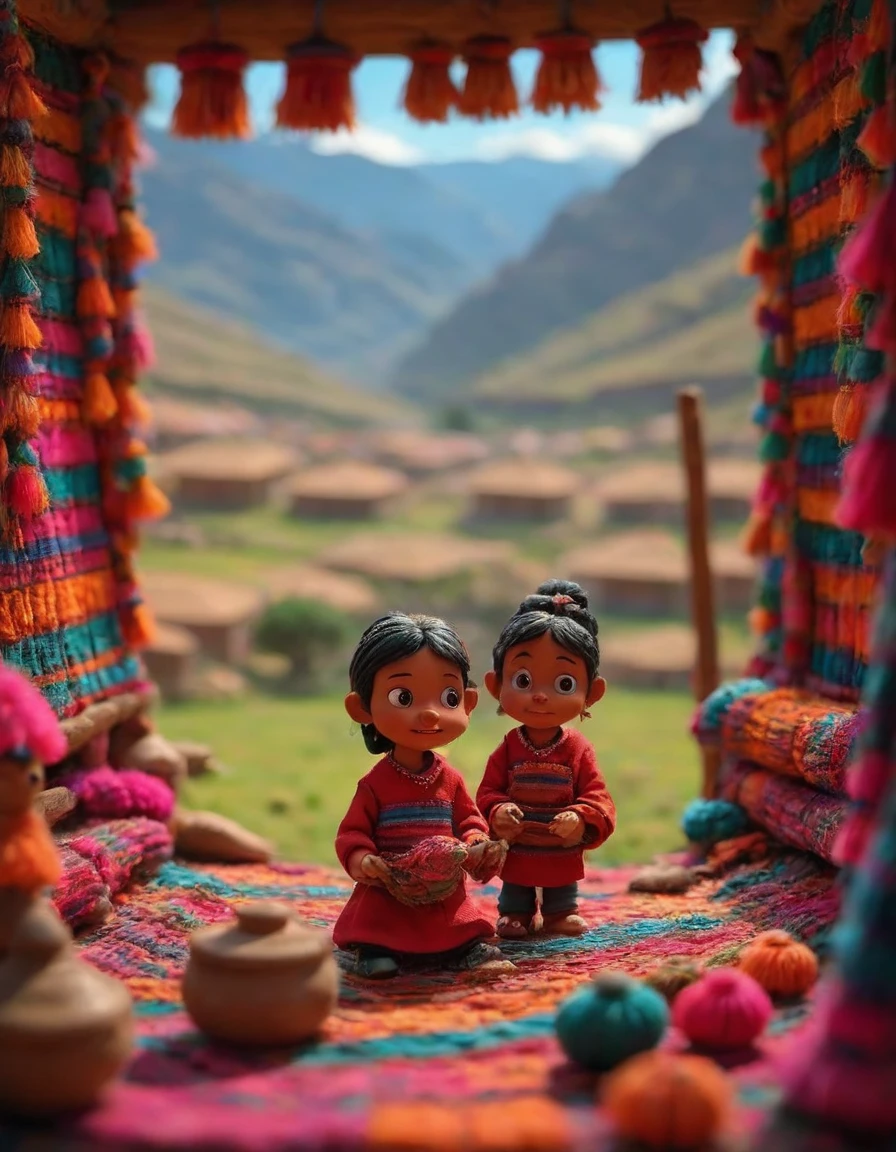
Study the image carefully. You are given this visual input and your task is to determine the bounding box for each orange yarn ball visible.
[603,1050,733,1150]
[738,929,819,997]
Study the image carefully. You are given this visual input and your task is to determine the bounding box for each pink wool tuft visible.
[63,766,175,822]
[838,182,896,293]
[80,187,118,239]
[122,322,155,370]
[0,662,67,764]
[836,421,896,537]
[672,967,773,1051]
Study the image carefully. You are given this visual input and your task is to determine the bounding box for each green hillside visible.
[143,285,414,428]
[467,248,756,418]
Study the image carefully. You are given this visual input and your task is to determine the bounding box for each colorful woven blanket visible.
[0,850,839,1151]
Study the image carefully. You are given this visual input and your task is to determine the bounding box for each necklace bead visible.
[388,752,442,787]
[518,726,565,755]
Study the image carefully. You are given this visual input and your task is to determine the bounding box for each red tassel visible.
[837,380,896,535]
[276,38,356,132]
[858,103,896,169]
[635,16,708,103]
[0,439,7,484]
[741,512,773,557]
[403,42,458,124]
[459,37,519,120]
[839,182,896,293]
[531,30,601,115]
[6,464,49,519]
[731,35,763,125]
[108,57,150,112]
[172,42,251,140]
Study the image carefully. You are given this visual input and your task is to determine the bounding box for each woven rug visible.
[0,851,839,1151]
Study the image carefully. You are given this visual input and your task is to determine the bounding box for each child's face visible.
[346,647,478,753]
[485,632,606,728]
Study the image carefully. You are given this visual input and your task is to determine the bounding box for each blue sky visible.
[146,30,737,166]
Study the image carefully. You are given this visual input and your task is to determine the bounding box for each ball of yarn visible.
[693,678,769,739]
[556,972,669,1072]
[65,766,175,822]
[381,836,467,906]
[644,956,704,1004]
[672,967,772,1051]
[738,929,819,997]
[603,1050,733,1150]
[681,798,749,846]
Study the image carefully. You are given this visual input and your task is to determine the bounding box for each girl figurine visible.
[335,612,502,980]
[476,581,616,939]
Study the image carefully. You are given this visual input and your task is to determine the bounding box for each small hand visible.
[355,854,390,886]
[549,811,585,845]
[465,839,489,867]
[492,803,524,841]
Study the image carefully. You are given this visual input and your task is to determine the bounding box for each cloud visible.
[309,124,424,165]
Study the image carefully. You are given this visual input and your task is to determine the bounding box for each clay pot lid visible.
[189,900,331,971]
[0,902,132,1039]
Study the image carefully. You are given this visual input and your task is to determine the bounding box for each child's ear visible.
[586,677,607,707]
[483,670,501,701]
[345,692,372,725]
[464,685,479,715]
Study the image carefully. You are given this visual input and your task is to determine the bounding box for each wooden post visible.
[677,386,721,799]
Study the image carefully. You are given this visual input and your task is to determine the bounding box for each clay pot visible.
[0,899,133,1116]
[183,901,339,1046]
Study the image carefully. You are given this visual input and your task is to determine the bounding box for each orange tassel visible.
[832,383,868,443]
[105,112,141,164]
[116,382,153,427]
[276,38,356,132]
[120,602,157,648]
[5,391,40,440]
[738,232,779,277]
[0,301,42,349]
[76,275,116,321]
[748,606,776,637]
[0,67,47,122]
[172,42,251,140]
[82,372,119,424]
[858,103,896,169]
[741,512,773,557]
[11,34,35,72]
[125,475,171,521]
[531,30,601,115]
[403,42,458,124]
[0,144,30,188]
[841,173,871,221]
[108,57,150,111]
[459,36,519,120]
[635,16,708,102]
[3,206,39,260]
[112,209,158,266]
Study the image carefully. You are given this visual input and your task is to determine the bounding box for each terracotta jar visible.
[183,900,339,1045]
[0,899,133,1116]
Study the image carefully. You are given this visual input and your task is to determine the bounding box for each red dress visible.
[333,753,495,954]
[476,726,616,888]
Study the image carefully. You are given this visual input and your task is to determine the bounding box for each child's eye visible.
[387,687,414,708]
[554,675,578,695]
[511,670,532,690]
[441,687,461,708]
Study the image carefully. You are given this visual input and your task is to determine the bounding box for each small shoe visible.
[542,913,588,936]
[455,942,507,971]
[496,915,531,940]
[356,954,400,979]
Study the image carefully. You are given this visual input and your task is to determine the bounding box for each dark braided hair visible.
[349,611,472,754]
[491,579,600,684]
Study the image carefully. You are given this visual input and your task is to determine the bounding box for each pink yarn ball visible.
[66,766,175,822]
[672,968,773,1051]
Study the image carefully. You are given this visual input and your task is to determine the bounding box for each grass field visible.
[162,687,701,870]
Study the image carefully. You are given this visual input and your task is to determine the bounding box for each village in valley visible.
[141,393,761,707]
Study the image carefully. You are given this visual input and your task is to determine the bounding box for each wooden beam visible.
[98,0,762,65]
[752,0,823,53]
[677,386,722,800]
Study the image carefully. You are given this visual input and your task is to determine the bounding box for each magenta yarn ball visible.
[672,968,773,1051]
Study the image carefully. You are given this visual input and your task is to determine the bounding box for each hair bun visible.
[535,579,589,613]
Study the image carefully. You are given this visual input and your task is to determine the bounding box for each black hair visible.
[491,579,600,684]
[349,611,471,754]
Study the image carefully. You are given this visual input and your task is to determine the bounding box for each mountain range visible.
[139,130,618,383]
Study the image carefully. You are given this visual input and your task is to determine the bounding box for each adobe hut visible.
[597,458,763,528]
[565,530,758,618]
[319,532,513,585]
[140,622,200,701]
[370,430,490,478]
[147,397,260,452]
[140,572,265,667]
[264,564,378,616]
[158,439,299,510]
[599,624,751,692]
[467,458,578,522]
[289,461,408,520]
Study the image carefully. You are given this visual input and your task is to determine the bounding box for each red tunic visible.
[476,726,616,888]
[333,754,495,954]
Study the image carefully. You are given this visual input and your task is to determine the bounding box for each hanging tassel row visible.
[0,0,49,529]
[172,40,251,139]
[276,36,356,132]
[532,29,602,115]
[635,14,708,103]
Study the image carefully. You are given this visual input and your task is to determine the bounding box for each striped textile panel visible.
[0,31,144,715]
[375,801,455,853]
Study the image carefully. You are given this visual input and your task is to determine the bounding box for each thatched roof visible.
[596,459,761,504]
[319,531,513,583]
[706,458,763,500]
[264,564,378,615]
[145,621,200,656]
[158,439,299,483]
[148,397,260,442]
[469,458,578,500]
[372,430,490,473]
[142,571,265,627]
[564,530,758,582]
[290,461,408,502]
[600,623,751,679]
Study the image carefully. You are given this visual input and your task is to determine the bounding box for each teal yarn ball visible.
[555,973,669,1072]
[681,799,749,846]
